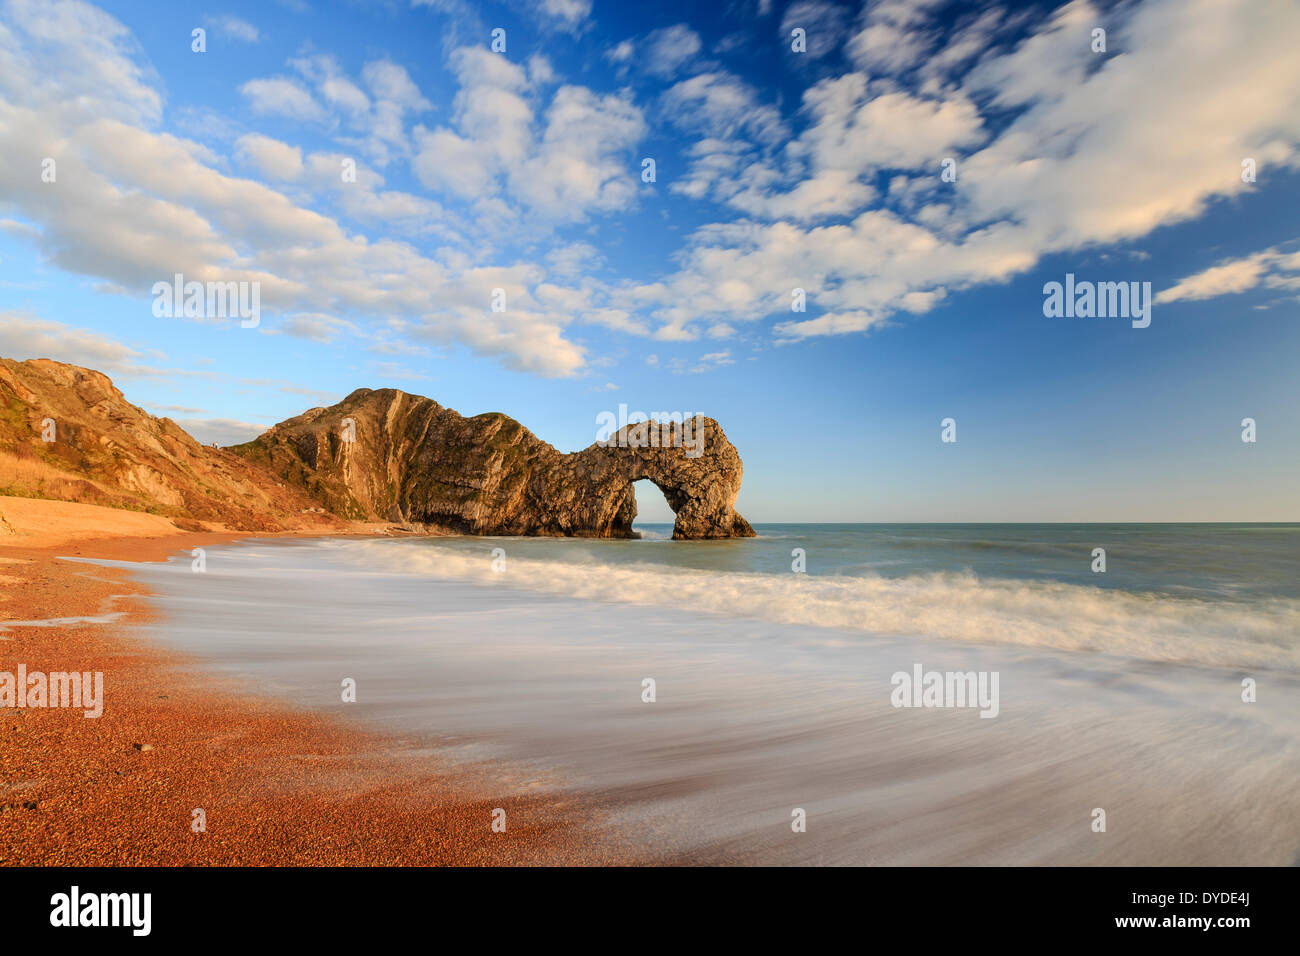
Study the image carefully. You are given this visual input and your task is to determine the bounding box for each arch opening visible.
[631,477,676,536]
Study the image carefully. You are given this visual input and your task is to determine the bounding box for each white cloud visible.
[334,186,448,237]
[844,0,946,75]
[662,72,793,211]
[604,40,634,65]
[643,24,702,79]
[531,0,591,30]
[794,76,984,181]
[361,59,429,110]
[412,47,646,222]
[780,1,851,60]
[653,0,1300,340]
[0,0,161,126]
[412,127,495,198]
[318,75,371,117]
[205,15,261,43]
[272,313,360,343]
[666,349,735,373]
[669,69,982,222]
[581,308,649,336]
[0,4,592,377]
[663,72,787,146]
[513,86,645,219]
[944,0,1300,253]
[239,77,326,122]
[6,0,1299,374]
[0,314,180,379]
[546,241,602,279]
[527,54,556,86]
[234,133,304,180]
[1157,245,1300,304]
[268,54,432,165]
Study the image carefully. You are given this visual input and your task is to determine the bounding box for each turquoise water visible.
[447,522,1300,601]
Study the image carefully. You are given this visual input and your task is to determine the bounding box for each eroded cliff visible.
[233,388,755,539]
[0,358,755,539]
[0,357,338,532]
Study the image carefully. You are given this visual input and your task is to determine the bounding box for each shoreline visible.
[6,497,1296,866]
[0,497,634,865]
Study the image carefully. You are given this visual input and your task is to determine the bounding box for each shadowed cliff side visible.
[233,388,755,539]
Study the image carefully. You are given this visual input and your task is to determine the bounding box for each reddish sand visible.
[0,498,635,865]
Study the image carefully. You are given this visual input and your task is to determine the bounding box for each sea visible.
[93,523,1300,864]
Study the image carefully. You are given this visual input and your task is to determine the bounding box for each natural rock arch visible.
[563,418,756,539]
[238,391,756,540]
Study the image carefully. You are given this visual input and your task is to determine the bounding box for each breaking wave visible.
[349,539,1300,672]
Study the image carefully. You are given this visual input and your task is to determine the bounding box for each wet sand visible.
[0,498,634,865]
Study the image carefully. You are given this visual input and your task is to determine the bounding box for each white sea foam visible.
[350,539,1300,671]
[101,538,1300,864]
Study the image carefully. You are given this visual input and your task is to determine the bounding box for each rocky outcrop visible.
[234,389,755,539]
[0,358,339,532]
[0,358,756,540]
[566,420,754,539]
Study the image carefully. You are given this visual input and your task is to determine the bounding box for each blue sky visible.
[1,0,1297,521]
